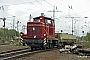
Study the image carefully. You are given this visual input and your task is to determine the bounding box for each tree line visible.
[80,32,90,42]
[0,28,19,40]
[0,27,90,42]
[84,33,90,42]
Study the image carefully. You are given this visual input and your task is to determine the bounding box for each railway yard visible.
[0,43,90,60]
[0,14,90,60]
[0,0,90,60]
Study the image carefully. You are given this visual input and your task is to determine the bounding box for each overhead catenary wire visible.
[0,0,53,19]
[56,0,69,8]
[0,0,88,18]
[26,0,52,16]
[43,0,53,6]
[0,0,70,17]
[0,0,37,6]
[6,0,80,19]
[35,0,52,16]
[26,0,40,9]
[55,0,81,18]
[43,0,71,18]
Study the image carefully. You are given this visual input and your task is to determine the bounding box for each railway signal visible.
[61,30,63,32]
[0,17,6,39]
[0,18,6,27]
[82,31,84,33]
[0,17,6,27]
[82,31,84,41]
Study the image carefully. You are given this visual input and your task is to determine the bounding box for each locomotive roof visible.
[33,16,54,21]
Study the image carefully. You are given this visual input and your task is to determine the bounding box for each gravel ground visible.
[15,49,60,60]
[56,53,90,60]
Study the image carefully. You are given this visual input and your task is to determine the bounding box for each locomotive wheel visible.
[43,46,46,50]
[39,47,43,50]
[31,47,34,51]
[49,43,53,49]
[35,48,37,50]
[31,47,37,51]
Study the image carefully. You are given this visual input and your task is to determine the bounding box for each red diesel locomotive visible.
[21,13,59,50]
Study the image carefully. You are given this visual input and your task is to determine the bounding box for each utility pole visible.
[17,21,19,32]
[48,5,61,35]
[13,16,15,30]
[0,6,6,39]
[22,25,26,33]
[65,17,80,35]
[66,5,80,35]
[48,5,61,20]
[48,5,61,34]
[29,14,31,22]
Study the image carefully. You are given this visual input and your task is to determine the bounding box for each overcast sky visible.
[0,0,90,36]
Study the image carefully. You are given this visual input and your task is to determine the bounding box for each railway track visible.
[0,47,58,60]
[0,48,31,60]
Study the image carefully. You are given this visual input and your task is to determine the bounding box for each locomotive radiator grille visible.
[29,26,41,37]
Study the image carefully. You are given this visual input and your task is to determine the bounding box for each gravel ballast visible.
[0,45,90,60]
[16,49,90,60]
[0,45,29,53]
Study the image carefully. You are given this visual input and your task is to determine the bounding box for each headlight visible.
[44,34,46,36]
[40,18,42,19]
[34,36,36,38]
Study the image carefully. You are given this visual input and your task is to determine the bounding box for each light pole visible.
[13,16,15,30]
[16,21,21,38]
[74,20,78,35]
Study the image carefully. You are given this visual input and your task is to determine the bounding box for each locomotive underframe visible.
[22,38,59,50]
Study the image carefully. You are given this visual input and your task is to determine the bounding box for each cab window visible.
[45,19,51,24]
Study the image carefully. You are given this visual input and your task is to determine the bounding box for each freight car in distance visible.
[55,33,76,48]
